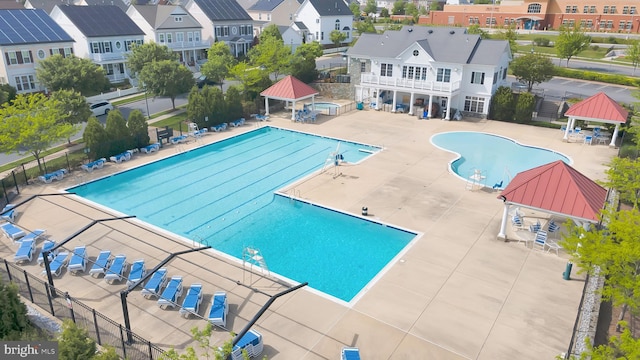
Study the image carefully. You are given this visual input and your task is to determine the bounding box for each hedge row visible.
[553,66,640,87]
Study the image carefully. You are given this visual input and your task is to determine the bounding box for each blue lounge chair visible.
[341,347,361,360]
[89,250,111,277]
[179,283,203,318]
[139,143,160,154]
[1,204,16,222]
[191,128,208,137]
[110,151,132,164]
[1,222,25,241]
[14,239,35,264]
[255,114,269,121]
[211,123,227,132]
[81,158,106,173]
[42,252,69,277]
[170,135,188,145]
[231,330,263,360]
[37,240,57,266]
[21,229,46,244]
[104,255,127,284]
[141,268,168,298]
[229,118,245,127]
[38,169,67,183]
[208,291,229,327]
[68,246,87,274]
[127,259,146,287]
[158,276,183,309]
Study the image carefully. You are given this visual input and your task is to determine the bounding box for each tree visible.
[248,35,291,80]
[560,208,640,326]
[225,86,243,121]
[496,26,518,56]
[58,320,97,360]
[429,1,441,11]
[626,40,640,76]
[349,2,361,17]
[139,60,195,109]
[510,53,555,92]
[0,83,17,105]
[127,109,150,149]
[556,26,591,66]
[489,86,515,121]
[160,324,240,360]
[290,42,323,83]
[330,30,347,47]
[0,93,78,172]
[228,61,267,99]
[105,109,130,155]
[405,3,419,21]
[392,1,406,15]
[201,41,236,88]
[126,42,178,76]
[601,157,640,209]
[467,24,489,39]
[355,17,376,34]
[364,0,377,15]
[49,89,92,144]
[83,117,109,160]
[514,92,535,123]
[259,24,283,42]
[0,281,30,340]
[380,8,390,17]
[581,322,640,359]
[36,55,110,96]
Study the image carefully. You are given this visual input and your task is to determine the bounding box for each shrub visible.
[590,45,600,51]
[618,144,639,159]
[553,67,640,87]
[489,86,515,121]
[515,92,535,123]
[533,37,550,47]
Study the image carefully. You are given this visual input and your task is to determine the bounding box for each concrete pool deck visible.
[0,109,617,359]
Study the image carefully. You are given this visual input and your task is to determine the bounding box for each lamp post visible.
[143,85,150,120]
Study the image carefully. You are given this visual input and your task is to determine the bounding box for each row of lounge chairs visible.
[110,150,133,164]
[38,169,67,184]
[2,222,46,243]
[81,158,106,173]
[140,143,160,154]
[229,118,245,127]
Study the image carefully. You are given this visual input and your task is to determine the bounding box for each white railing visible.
[89,52,127,62]
[360,74,461,92]
[86,87,141,103]
[164,40,212,50]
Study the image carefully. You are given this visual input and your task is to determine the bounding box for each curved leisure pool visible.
[430,131,571,189]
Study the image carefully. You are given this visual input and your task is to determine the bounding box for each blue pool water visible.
[69,127,416,302]
[308,102,339,110]
[430,132,571,188]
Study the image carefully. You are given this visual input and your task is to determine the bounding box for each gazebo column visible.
[445,96,451,120]
[392,91,397,112]
[428,94,433,118]
[375,88,380,110]
[563,117,573,141]
[408,92,415,115]
[264,97,270,115]
[291,100,296,121]
[609,123,620,147]
[497,203,510,241]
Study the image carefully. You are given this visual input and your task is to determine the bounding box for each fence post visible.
[65,153,70,172]
[4,259,12,282]
[23,270,34,303]
[44,283,55,316]
[119,324,128,359]
[20,165,28,185]
[1,179,7,201]
[65,292,75,323]
[92,309,101,345]
[148,341,153,359]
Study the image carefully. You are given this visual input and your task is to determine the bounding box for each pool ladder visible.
[243,247,270,277]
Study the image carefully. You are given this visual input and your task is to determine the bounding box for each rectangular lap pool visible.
[69,127,417,302]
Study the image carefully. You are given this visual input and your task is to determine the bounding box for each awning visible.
[516,16,544,21]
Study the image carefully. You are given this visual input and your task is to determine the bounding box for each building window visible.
[590,6,596,13]
[166,34,172,43]
[471,72,484,84]
[562,19,568,26]
[527,3,541,13]
[159,34,165,43]
[194,32,200,42]
[15,75,35,91]
[610,6,616,13]
[215,27,221,37]
[619,20,627,29]
[627,21,633,30]
[335,19,340,30]
[493,71,498,84]
[6,51,17,65]
[174,16,182,22]
[240,26,246,35]
[177,33,184,42]
[321,32,324,40]
[380,63,392,77]
[64,48,72,57]
[623,6,629,14]
[632,6,637,15]
[315,32,318,40]
[223,26,229,36]
[37,49,45,59]
[568,19,575,27]
[436,68,451,82]
[580,19,586,28]
[124,40,143,51]
[571,6,577,13]
[583,6,588,13]
[565,5,571,13]
[316,18,319,23]
[464,96,485,113]
[502,68,507,79]
[586,19,593,28]
[360,61,366,72]
[603,6,609,14]
[599,20,606,29]
[606,20,613,29]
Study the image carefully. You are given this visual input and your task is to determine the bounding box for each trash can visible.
[563,262,573,280]
[356,102,364,110]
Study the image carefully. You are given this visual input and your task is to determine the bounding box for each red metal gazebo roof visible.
[499,160,607,222]
[260,75,318,101]
[564,92,629,123]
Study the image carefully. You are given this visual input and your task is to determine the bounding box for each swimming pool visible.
[430,131,571,188]
[69,127,416,302]
[308,102,340,111]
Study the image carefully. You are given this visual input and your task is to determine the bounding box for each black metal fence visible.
[0,259,165,360]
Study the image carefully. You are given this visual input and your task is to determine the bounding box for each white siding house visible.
[295,0,352,45]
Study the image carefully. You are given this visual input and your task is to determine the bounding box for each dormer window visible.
[174,16,183,22]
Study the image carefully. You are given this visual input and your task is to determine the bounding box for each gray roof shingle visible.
[57,5,144,37]
[83,0,129,12]
[194,0,251,21]
[0,9,73,45]
[308,0,350,16]
[248,0,283,12]
[348,26,509,65]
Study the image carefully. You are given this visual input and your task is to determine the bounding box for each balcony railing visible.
[89,52,127,62]
[163,40,212,50]
[361,73,461,92]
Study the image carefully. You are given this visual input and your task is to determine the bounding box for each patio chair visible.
[231,330,263,360]
[529,220,541,233]
[1,204,16,223]
[533,230,549,251]
[89,250,112,278]
[21,229,46,244]
[341,347,361,360]
[37,240,57,266]
[179,283,203,318]
[42,252,69,277]
[68,246,87,275]
[511,214,526,230]
[208,291,228,327]
[583,135,593,145]
[158,276,183,309]
[141,268,168,299]
[126,259,146,287]
[14,239,35,264]
[38,169,67,183]
[104,255,127,284]
[1,222,26,241]
[81,158,106,173]
[547,220,561,238]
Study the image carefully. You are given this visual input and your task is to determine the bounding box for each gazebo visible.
[260,75,319,121]
[562,92,629,147]
[496,160,608,240]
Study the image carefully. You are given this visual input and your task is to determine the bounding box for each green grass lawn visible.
[149,111,189,129]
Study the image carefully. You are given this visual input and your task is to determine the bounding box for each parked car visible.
[196,75,216,88]
[90,101,113,116]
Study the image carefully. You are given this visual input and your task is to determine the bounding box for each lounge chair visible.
[21,229,46,244]
[158,276,183,309]
[179,283,203,318]
[341,347,361,360]
[126,259,146,287]
[1,204,16,222]
[208,291,229,327]
[14,239,35,264]
[68,246,87,274]
[43,252,68,277]
[255,114,269,121]
[104,255,127,284]
[141,268,168,299]
[139,143,160,154]
[38,169,67,183]
[170,135,188,145]
[110,151,132,164]
[229,118,245,127]
[1,222,25,241]
[81,158,106,173]
[231,329,263,360]
[191,128,208,137]
[37,240,57,266]
[211,123,227,132]
[89,250,112,277]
